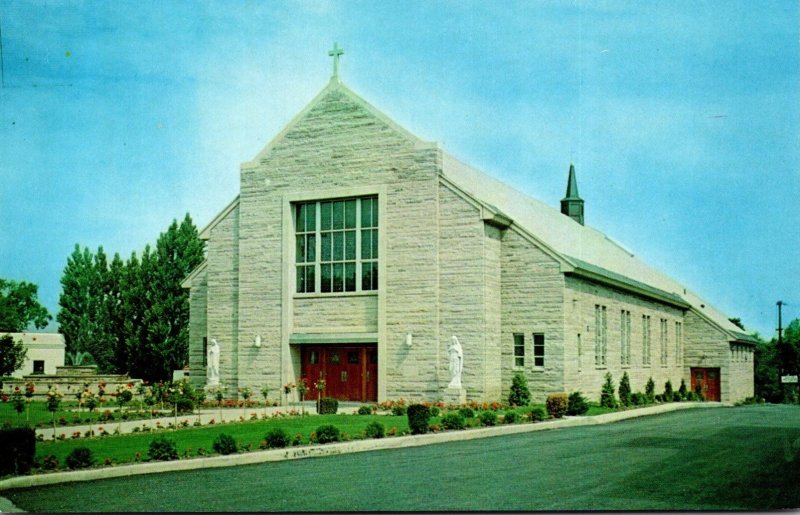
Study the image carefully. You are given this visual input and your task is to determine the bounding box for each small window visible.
[513,334,525,367]
[348,351,360,364]
[309,351,319,365]
[532,333,545,367]
[330,352,340,364]
[33,360,45,374]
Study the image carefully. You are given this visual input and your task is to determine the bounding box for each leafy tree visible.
[0,334,27,377]
[57,245,96,356]
[729,317,746,331]
[0,278,51,331]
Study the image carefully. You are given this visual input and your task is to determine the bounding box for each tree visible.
[0,278,51,332]
[729,317,746,331]
[754,336,781,403]
[508,371,531,406]
[600,372,617,408]
[0,334,27,377]
[618,371,632,407]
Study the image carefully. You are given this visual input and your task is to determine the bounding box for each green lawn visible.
[0,400,176,429]
[5,404,799,511]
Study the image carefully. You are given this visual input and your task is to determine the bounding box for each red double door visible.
[691,367,721,401]
[300,345,377,402]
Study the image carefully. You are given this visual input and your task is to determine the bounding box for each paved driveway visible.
[5,404,800,511]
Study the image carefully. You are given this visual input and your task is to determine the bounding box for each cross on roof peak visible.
[328,43,344,81]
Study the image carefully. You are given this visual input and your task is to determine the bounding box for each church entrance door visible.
[690,367,721,401]
[300,344,377,402]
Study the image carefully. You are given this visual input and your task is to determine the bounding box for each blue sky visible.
[0,1,797,338]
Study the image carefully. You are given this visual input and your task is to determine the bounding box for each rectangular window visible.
[533,333,545,367]
[33,360,45,374]
[620,310,631,366]
[674,321,683,364]
[644,318,649,365]
[295,196,378,293]
[595,304,607,366]
[660,318,668,366]
[513,333,525,368]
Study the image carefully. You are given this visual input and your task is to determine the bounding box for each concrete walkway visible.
[35,401,363,440]
[2,401,727,494]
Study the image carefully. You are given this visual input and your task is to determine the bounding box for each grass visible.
[6,404,800,511]
[34,413,410,467]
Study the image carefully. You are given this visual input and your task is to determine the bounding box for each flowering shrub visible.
[293,433,303,446]
[545,394,569,418]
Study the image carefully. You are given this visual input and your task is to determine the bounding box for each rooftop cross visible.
[328,42,344,80]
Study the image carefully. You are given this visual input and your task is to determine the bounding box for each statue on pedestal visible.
[207,338,220,386]
[448,335,463,389]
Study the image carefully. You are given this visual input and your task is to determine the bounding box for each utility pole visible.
[777,300,784,347]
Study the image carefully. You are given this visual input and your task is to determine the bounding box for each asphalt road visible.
[5,404,800,511]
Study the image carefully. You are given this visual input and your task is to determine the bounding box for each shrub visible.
[503,411,519,424]
[0,427,36,476]
[213,433,238,455]
[479,410,498,426]
[528,407,546,422]
[429,406,440,417]
[508,372,531,406]
[678,379,688,399]
[407,404,431,435]
[618,372,632,407]
[176,398,194,413]
[148,436,178,461]
[663,380,674,401]
[440,412,466,430]
[364,421,385,439]
[600,372,617,408]
[458,407,475,419]
[391,404,407,416]
[318,397,338,415]
[315,424,341,444]
[694,383,704,400]
[42,454,59,471]
[357,405,373,415]
[672,391,682,402]
[546,394,568,418]
[263,428,290,449]
[645,377,656,402]
[567,391,589,415]
[631,392,644,405]
[66,447,94,470]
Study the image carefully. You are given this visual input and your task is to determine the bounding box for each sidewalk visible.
[35,401,363,440]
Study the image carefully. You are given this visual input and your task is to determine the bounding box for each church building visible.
[182,47,755,404]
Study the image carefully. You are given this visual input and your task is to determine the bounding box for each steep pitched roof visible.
[441,152,754,343]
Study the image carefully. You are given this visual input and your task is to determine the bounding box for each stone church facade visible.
[182,69,755,404]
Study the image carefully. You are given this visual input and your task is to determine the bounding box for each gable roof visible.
[440,152,755,343]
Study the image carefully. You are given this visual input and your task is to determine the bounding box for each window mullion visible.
[355,199,362,292]
[315,201,321,293]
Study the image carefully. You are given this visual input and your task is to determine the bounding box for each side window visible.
[532,333,545,367]
[513,333,524,367]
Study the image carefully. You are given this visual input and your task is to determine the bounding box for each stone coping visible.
[0,402,726,492]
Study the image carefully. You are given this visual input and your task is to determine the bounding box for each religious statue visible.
[448,335,463,389]
[207,338,220,386]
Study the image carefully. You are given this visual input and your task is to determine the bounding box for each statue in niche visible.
[448,335,463,389]
[207,338,220,386]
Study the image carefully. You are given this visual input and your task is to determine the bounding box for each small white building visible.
[5,333,65,378]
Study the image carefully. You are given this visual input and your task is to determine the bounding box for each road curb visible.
[0,402,727,492]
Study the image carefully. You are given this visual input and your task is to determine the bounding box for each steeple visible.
[560,163,585,225]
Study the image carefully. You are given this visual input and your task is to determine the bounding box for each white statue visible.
[448,335,463,388]
[207,338,220,386]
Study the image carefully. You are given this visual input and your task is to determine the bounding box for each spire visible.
[560,163,585,225]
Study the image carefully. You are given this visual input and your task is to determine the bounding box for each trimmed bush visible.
[567,391,589,415]
[631,392,644,405]
[618,372,632,407]
[212,433,238,455]
[645,377,656,403]
[318,397,338,415]
[148,436,178,461]
[664,380,674,401]
[694,383,704,399]
[41,454,59,471]
[546,394,568,418]
[66,447,94,470]
[503,411,519,424]
[508,372,531,406]
[458,407,475,419]
[264,428,290,449]
[391,404,407,416]
[678,379,688,399]
[440,412,466,430]
[528,407,546,422]
[0,427,35,476]
[479,410,498,426]
[357,405,373,415]
[600,372,617,408]
[407,404,431,435]
[429,406,440,417]
[672,391,682,402]
[364,421,385,439]
[315,424,341,444]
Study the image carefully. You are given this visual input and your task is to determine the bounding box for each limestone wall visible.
[293,295,378,334]
[500,230,565,402]
[187,270,208,388]
[563,276,686,401]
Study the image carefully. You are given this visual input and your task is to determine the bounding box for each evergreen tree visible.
[645,377,656,403]
[618,371,632,407]
[600,372,617,408]
[508,372,531,406]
